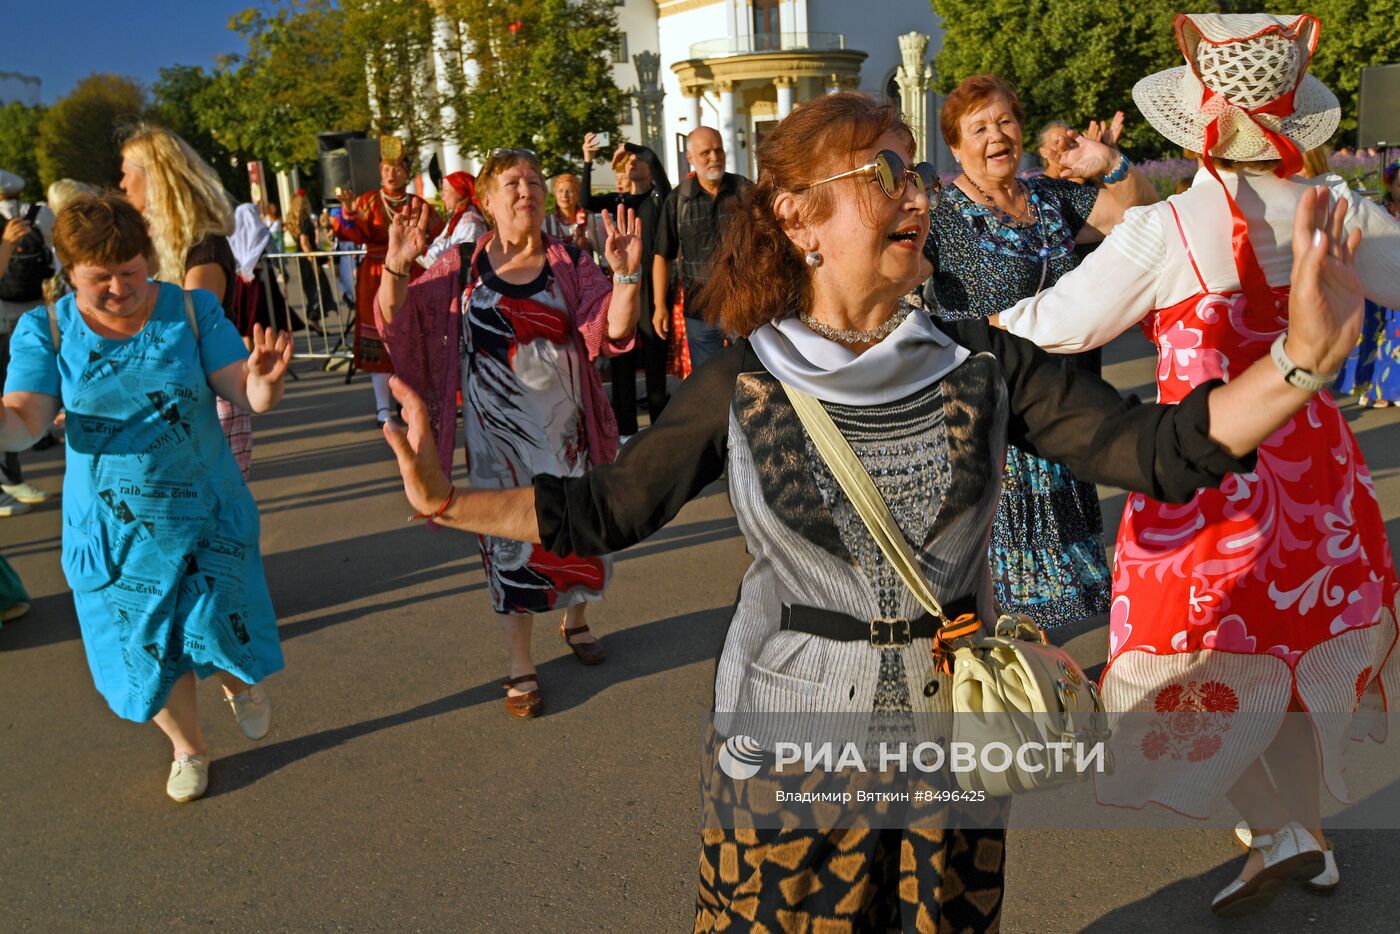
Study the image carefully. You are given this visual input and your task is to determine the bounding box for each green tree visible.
[932,1,1400,158]
[199,1,371,172]
[0,102,46,200]
[35,73,146,188]
[343,0,441,164]
[442,0,626,176]
[149,65,251,200]
[1292,0,1400,146]
[931,1,1185,159]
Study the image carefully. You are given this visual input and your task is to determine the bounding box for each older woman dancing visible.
[378,93,1365,932]
[1,194,292,803]
[922,75,1160,631]
[375,149,643,719]
[996,14,1400,914]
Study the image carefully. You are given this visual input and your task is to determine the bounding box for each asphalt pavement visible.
[2,329,1398,932]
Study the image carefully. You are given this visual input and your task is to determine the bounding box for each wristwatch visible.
[1270,332,1336,393]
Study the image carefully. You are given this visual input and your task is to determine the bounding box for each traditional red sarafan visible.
[1098,203,1399,817]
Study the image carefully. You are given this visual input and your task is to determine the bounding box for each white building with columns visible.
[422,0,950,188]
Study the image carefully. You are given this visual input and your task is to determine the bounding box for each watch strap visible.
[1270,332,1335,393]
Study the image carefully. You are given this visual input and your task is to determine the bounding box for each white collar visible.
[749,302,969,405]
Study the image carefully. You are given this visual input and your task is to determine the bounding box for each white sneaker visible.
[1,482,51,504]
[0,494,31,517]
[166,754,209,803]
[1234,822,1339,892]
[224,683,272,740]
[1213,821,1325,916]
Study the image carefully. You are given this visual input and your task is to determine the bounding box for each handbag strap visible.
[779,381,982,653]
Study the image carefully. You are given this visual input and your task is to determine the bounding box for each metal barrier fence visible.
[256,247,366,381]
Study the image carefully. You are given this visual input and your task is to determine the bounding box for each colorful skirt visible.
[988,445,1111,628]
[1334,300,1400,404]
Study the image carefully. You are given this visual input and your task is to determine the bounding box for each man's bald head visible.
[686,127,726,183]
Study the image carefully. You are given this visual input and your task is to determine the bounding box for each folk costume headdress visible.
[1133,13,1340,319]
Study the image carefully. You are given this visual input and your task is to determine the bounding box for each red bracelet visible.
[410,485,456,522]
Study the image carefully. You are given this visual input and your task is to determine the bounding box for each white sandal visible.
[1212,821,1326,916]
[1234,822,1339,893]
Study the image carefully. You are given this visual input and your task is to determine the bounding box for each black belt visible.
[779,594,980,648]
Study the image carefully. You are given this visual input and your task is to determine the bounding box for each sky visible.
[10,1,253,103]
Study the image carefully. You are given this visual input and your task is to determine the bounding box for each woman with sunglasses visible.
[374,149,643,719]
[377,93,1366,931]
[923,75,1160,633]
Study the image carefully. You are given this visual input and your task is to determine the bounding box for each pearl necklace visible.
[799,305,911,344]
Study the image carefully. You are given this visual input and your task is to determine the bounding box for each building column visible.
[717,81,739,171]
[683,87,703,131]
[432,13,466,174]
[774,76,796,119]
[896,32,932,165]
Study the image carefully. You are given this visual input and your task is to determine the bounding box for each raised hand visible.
[246,323,293,386]
[1054,131,1120,181]
[387,201,432,270]
[601,205,642,278]
[1284,187,1363,376]
[1102,111,1125,148]
[582,132,601,162]
[2,217,31,243]
[382,376,453,518]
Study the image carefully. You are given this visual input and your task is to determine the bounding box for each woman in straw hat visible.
[996,13,1400,914]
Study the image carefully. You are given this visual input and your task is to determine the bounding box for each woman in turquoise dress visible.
[0,194,292,803]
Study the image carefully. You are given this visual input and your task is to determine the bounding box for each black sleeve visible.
[185,234,238,314]
[937,319,1256,503]
[654,190,680,262]
[534,342,755,556]
[580,160,622,213]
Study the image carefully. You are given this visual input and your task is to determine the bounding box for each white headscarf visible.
[229,203,272,280]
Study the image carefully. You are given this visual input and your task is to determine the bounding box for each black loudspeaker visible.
[1357,64,1400,149]
[316,131,380,201]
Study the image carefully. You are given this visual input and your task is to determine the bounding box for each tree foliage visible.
[441,0,626,177]
[35,74,146,188]
[149,65,251,201]
[0,103,46,200]
[343,0,441,163]
[198,1,371,173]
[931,1,1399,159]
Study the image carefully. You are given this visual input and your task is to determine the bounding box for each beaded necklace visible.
[799,304,912,344]
[960,175,1052,293]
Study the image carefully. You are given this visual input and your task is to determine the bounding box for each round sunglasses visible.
[795,149,941,205]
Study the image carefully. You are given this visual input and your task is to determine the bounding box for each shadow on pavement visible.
[203,604,732,798]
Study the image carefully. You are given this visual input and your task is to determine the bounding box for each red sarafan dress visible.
[1097,200,1399,815]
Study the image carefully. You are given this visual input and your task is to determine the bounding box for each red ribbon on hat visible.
[1197,85,1304,321]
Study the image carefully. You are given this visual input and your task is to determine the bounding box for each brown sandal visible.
[502,674,542,719]
[561,621,608,666]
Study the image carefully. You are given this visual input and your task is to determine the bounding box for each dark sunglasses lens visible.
[914,163,938,196]
[875,151,902,198]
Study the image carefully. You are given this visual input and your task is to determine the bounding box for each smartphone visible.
[24,203,41,223]
[594,131,611,149]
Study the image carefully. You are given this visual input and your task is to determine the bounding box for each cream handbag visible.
[781,382,1111,796]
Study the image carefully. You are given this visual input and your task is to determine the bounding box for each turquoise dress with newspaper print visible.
[3,283,283,721]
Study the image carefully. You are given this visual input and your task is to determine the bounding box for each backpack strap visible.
[183,289,199,342]
[46,303,60,352]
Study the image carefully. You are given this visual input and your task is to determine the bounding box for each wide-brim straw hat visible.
[1133,13,1339,162]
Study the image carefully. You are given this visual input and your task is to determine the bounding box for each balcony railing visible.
[688,32,847,59]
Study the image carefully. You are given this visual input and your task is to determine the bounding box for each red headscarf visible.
[443,171,478,237]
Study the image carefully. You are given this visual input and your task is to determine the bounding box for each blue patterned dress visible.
[922,175,1111,626]
[4,285,284,721]
[1333,299,1400,405]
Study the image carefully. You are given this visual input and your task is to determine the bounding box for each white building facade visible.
[423,0,950,188]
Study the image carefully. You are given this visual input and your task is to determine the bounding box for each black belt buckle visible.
[870,617,911,647]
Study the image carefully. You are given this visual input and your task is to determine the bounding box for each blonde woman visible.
[286,190,335,324]
[120,125,252,477]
